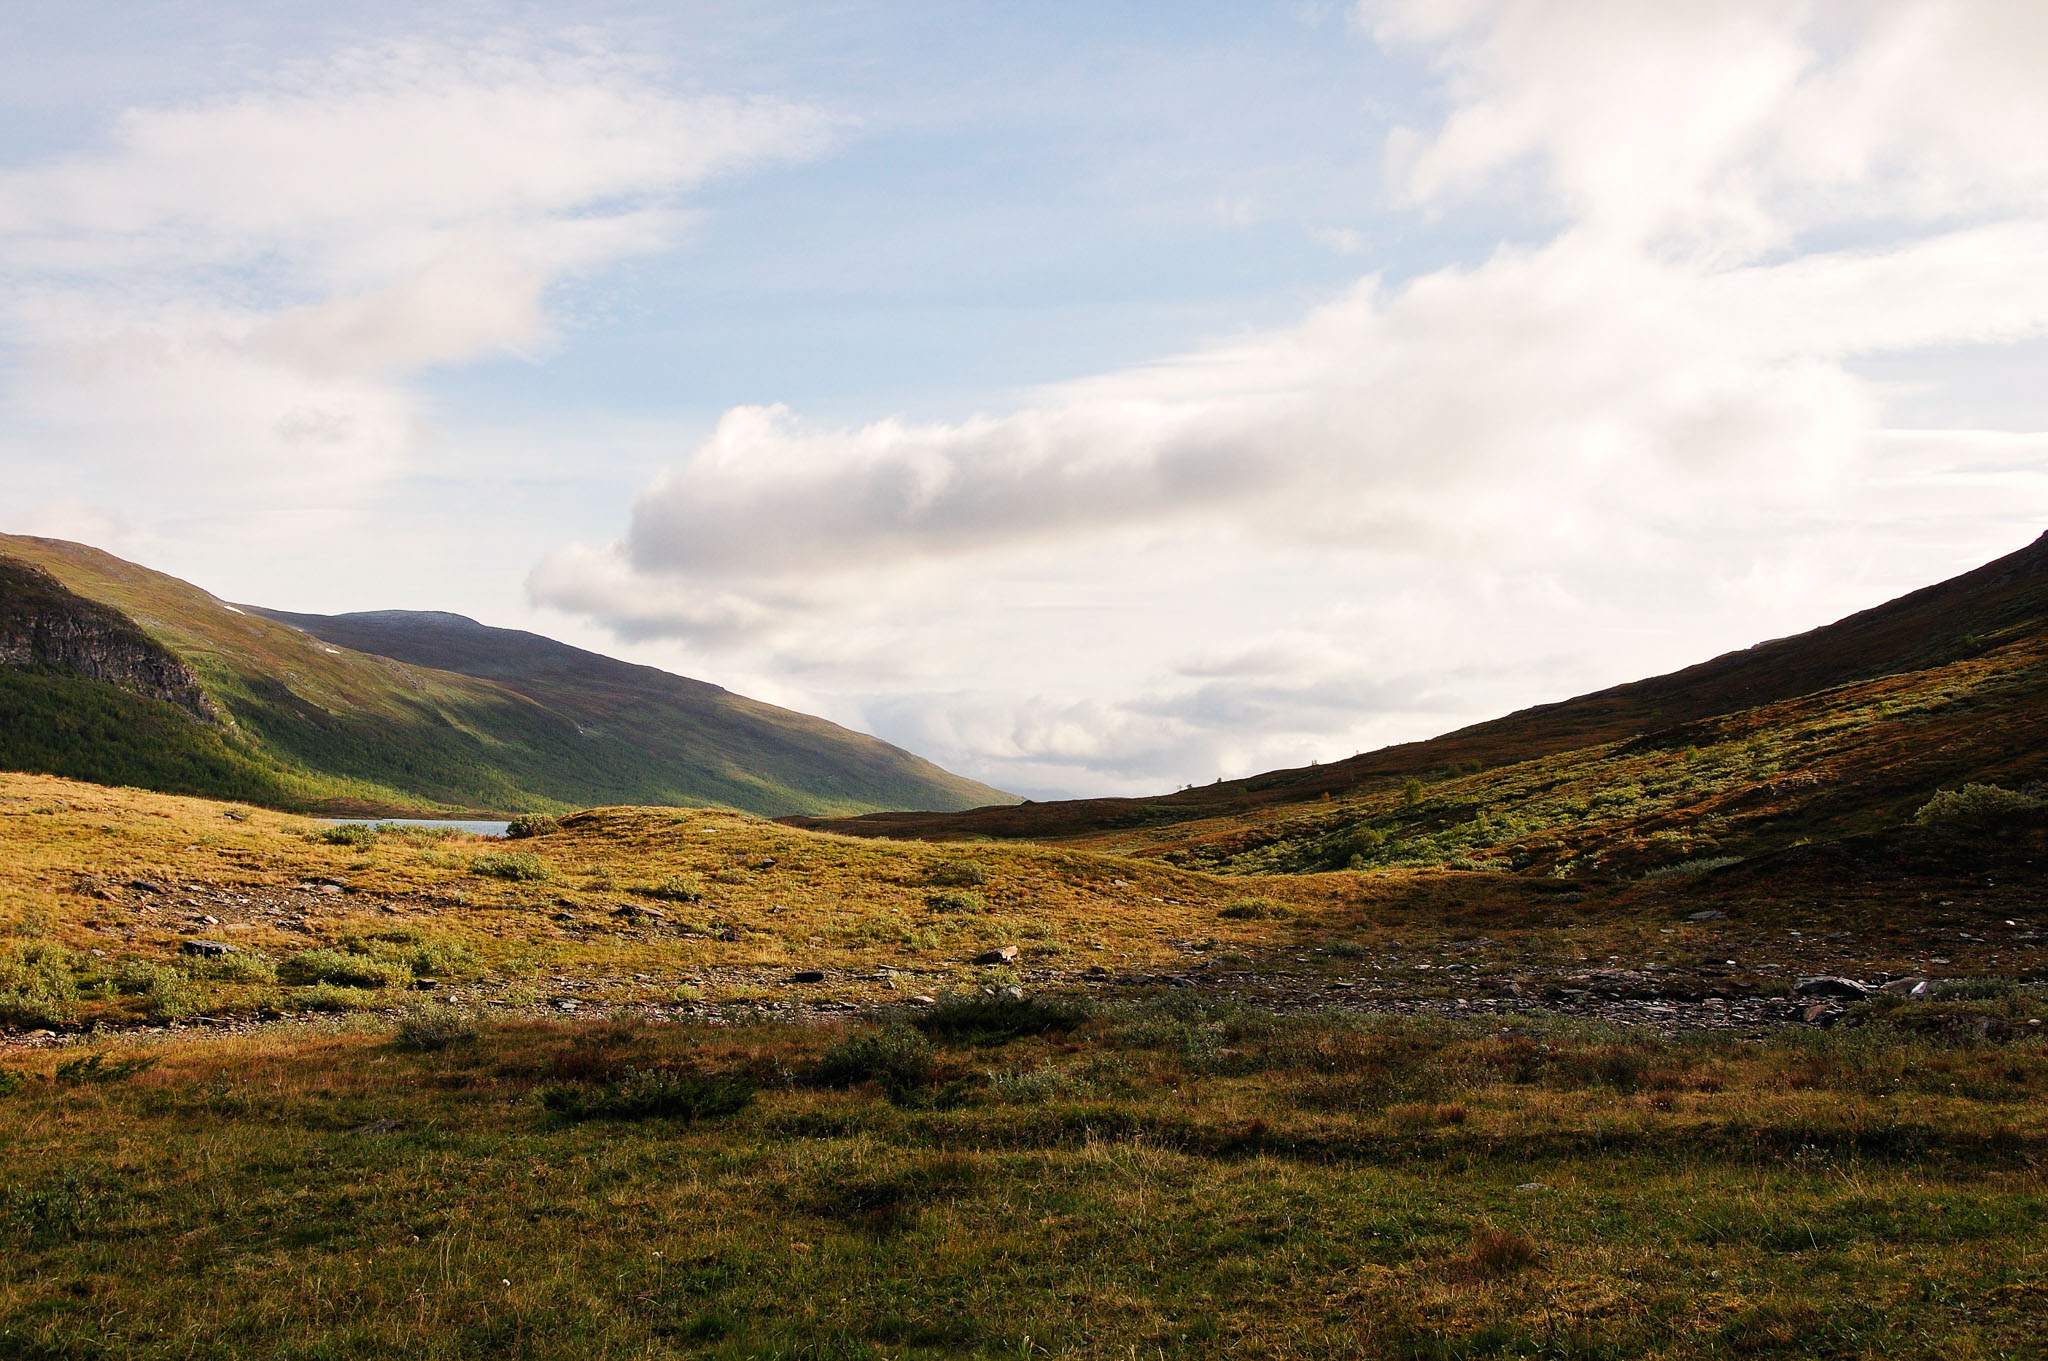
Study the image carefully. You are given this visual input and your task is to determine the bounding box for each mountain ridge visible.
[784,530,2048,869]
[0,533,1011,818]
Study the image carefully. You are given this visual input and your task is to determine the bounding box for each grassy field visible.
[4,771,2046,1357]
[2,1006,2045,1359]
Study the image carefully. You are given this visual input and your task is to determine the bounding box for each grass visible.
[1,1010,2044,1358]
[0,769,2045,1356]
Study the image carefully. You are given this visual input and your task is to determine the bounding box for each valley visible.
[2,534,2045,1360]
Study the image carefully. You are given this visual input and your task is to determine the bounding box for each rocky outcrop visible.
[0,555,219,721]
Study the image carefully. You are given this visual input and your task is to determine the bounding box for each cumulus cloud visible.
[515,4,2041,794]
[0,38,827,519]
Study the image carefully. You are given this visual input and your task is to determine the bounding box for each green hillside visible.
[0,534,1011,817]
[248,605,1010,817]
[790,530,2048,873]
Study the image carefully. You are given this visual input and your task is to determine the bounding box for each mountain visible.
[786,530,2048,874]
[0,533,1011,817]
[247,604,1010,818]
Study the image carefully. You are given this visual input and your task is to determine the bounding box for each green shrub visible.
[313,823,378,849]
[926,860,988,888]
[112,960,198,1020]
[925,889,986,914]
[504,814,561,839]
[648,875,704,903]
[817,1024,936,1097]
[401,939,482,979]
[52,1052,156,1085]
[393,1003,480,1051]
[0,943,78,1029]
[1640,855,1742,881]
[1914,783,2041,828]
[1218,897,1290,921]
[193,952,276,985]
[279,949,411,990]
[472,852,551,882]
[540,1070,755,1123]
[912,993,1093,1044]
[299,983,379,1012]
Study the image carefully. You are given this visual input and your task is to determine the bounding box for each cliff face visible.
[0,555,219,721]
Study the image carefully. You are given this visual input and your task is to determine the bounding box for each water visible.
[322,817,510,838]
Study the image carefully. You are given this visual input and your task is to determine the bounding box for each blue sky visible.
[5,2,2048,798]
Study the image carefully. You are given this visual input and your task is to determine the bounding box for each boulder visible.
[1794,976,1871,1001]
[1881,976,1932,1000]
[788,969,826,984]
[973,946,1019,966]
[179,939,235,958]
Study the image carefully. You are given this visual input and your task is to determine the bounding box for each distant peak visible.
[334,609,488,629]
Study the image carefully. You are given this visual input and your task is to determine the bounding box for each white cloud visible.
[0,38,827,527]
[533,1,2048,797]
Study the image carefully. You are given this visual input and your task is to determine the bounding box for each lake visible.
[321,817,510,838]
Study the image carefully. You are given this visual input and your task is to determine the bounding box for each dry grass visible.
[1,1008,2045,1358]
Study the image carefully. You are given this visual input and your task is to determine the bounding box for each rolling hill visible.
[786,529,2048,874]
[0,533,1011,817]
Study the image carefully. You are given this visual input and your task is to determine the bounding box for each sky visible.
[4,1,2048,800]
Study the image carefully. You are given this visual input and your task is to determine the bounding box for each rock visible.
[1514,1182,1548,1193]
[1881,977,1932,999]
[128,878,167,894]
[1802,1003,1839,1025]
[999,986,1024,1001]
[194,914,220,926]
[1794,976,1871,1001]
[973,946,1019,966]
[1687,909,1727,922]
[180,939,235,958]
[413,978,439,991]
[613,903,667,920]
[908,995,937,1006]
[789,970,826,984]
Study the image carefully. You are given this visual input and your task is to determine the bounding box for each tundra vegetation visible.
[1,770,2045,1358]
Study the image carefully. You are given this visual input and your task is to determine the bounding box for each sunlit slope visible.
[0,534,1009,816]
[251,606,1011,816]
[789,530,2048,871]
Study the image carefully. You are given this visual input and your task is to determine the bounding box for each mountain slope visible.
[248,605,1008,817]
[0,534,1010,817]
[787,530,2048,869]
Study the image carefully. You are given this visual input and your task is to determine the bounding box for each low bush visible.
[112,960,198,1020]
[648,875,704,903]
[816,1024,936,1097]
[278,949,411,990]
[1914,783,2041,828]
[298,984,379,1013]
[912,992,1093,1043]
[540,1070,756,1123]
[925,860,988,888]
[313,823,378,849]
[504,814,561,839]
[472,852,551,882]
[0,944,78,1029]
[925,889,985,913]
[192,952,277,985]
[1218,897,1290,920]
[1640,855,1742,881]
[393,1003,480,1051]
